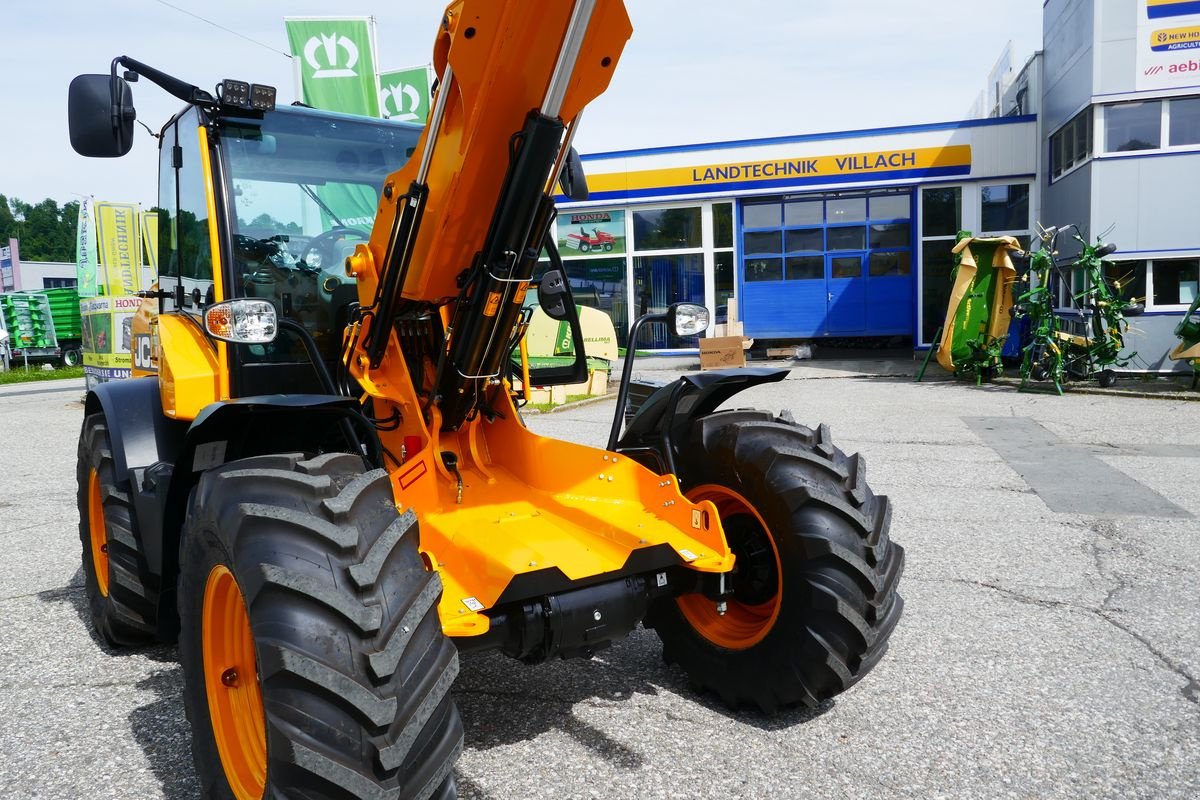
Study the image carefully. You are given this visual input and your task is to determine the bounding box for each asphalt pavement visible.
[0,368,1197,799]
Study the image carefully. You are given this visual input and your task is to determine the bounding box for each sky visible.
[0,1,1043,209]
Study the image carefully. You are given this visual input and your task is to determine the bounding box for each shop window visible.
[869,194,910,220]
[1169,96,1200,147]
[921,240,956,343]
[743,230,782,255]
[1105,101,1161,152]
[869,251,910,277]
[632,207,702,250]
[559,255,629,346]
[714,250,735,317]
[745,257,783,282]
[785,228,823,252]
[826,197,866,223]
[42,277,78,288]
[1102,260,1146,306]
[1051,108,1093,178]
[981,184,1029,232]
[827,226,866,251]
[785,255,823,280]
[784,199,823,226]
[869,223,910,250]
[1153,259,1200,307]
[743,203,780,229]
[713,202,733,248]
[632,253,705,348]
[921,187,961,237]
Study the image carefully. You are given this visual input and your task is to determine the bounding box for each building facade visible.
[1040,0,1200,371]
[555,0,1197,371]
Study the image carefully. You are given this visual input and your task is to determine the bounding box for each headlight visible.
[204,299,278,344]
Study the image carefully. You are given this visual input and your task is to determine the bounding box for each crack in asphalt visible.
[912,517,1200,709]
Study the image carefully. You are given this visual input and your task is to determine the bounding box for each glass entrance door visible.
[632,253,705,349]
[826,253,867,334]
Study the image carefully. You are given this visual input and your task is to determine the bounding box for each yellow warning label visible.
[513,283,529,304]
[483,291,502,316]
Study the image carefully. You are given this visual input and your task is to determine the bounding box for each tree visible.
[1,196,79,261]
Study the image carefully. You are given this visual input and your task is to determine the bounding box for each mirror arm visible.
[607,311,666,451]
[112,56,215,108]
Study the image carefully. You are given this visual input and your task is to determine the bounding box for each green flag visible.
[76,197,100,298]
[378,66,431,123]
[285,17,381,227]
[285,18,380,117]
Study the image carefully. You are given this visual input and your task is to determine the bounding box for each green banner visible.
[75,197,100,298]
[285,17,381,227]
[378,66,431,123]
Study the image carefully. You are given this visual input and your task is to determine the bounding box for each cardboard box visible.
[700,336,747,370]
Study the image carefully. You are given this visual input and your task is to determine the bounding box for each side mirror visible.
[667,302,709,337]
[557,147,589,201]
[536,269,571,321]
[69,74,136,157]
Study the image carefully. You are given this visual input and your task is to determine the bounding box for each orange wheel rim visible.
[202,565,266,800]
[677,484,781,650]
[87,468,110,597]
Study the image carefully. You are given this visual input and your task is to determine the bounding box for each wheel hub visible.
[676,484,782,650]
[87,468,110,597]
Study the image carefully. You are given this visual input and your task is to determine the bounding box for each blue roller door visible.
[739,191,915,339]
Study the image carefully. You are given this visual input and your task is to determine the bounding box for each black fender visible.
[615,367,788,475]
[83,377,188,486]
[84,379,188,586]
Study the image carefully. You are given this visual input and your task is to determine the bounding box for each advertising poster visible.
[95,201,145,296]
[0,243,14,292]
[81,295,140,382]
[1138,0,1200,90]
[557,210,627,256]
[76,197,100,297]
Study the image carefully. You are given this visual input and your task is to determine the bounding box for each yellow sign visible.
[1151,24,1200,50]
[587,145,973,196]
[95,201,144,296]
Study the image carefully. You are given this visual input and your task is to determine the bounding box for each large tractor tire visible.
[177,452,462,800]
[76,413,159,647]
[645,410,905,713]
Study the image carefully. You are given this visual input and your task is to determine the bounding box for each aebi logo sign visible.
[304,34,360,79]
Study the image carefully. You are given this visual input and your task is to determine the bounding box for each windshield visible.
[218,107,420,363]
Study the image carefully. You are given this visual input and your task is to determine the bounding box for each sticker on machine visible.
[193,440,227,471]
[678,549,698,561]
[462,596,485,612]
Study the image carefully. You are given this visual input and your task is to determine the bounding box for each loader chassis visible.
[72,1,904,797]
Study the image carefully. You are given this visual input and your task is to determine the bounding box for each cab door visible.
[148,108,228,419]
[157,108,221,318]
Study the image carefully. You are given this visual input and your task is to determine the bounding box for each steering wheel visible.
[302,226,370,272]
